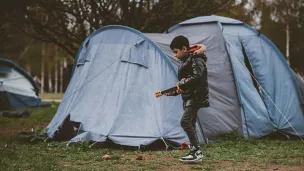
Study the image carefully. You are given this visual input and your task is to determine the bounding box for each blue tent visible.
[47,15,304,147]
[0,58,44,110]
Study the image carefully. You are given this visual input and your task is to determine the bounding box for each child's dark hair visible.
[170,35,190,50]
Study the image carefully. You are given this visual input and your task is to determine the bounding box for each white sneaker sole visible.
[179,158,203,163]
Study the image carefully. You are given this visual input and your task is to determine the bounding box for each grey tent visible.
[47,15,304,148]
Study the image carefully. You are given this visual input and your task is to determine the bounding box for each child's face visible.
[172,46,187,59]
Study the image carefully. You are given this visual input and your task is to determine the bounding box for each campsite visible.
[1,1,304,170]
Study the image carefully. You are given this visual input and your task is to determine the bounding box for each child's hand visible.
[176,78,185,93]
[155,90,162,98]
[176,88,183,93]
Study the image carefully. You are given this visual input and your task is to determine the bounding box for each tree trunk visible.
[26,63,31,74]
[54,47,58,93]
[41,44,45,93]
[48,61,53,93]
[286,22,290,65]
[60,58,64,93]
[64,58,67,68]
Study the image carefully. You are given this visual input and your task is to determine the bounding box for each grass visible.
[0,102,59,131]
[39,93,64,100]
[1,104,304,171]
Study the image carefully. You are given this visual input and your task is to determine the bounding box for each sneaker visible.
[179,146,203,163]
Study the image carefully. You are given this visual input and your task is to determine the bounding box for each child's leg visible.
[180,106,200,147]
[191,117,199,142]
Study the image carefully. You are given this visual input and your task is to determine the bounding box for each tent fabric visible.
[295,73,304,105]
[166,19,303,138]
[47,26,189,147]
[222,25,304,136]
[48,16,304,147]
[222,33,274,137]
[162,22,244,138]
[0,58,39,92]
[6,92,43,109]
[0,58,44,110]
[180,15,243,25]
[0,65,12,74]
[167,15,243,33]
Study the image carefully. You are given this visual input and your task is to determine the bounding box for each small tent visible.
[47,15,304,147]
[0,58,44,110]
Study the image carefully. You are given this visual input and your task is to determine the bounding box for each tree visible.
[258,1,286,55]
[267,0,303,65]
[5,0,240,57]
[2,0,257,93]
[254,0,304,70]
[217,0,256,24]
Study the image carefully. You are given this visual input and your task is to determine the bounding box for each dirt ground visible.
[2,128,304,171]
[120,154,304,171]
[0,128,20,136]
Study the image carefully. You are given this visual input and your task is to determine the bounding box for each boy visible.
[166,35,209,163]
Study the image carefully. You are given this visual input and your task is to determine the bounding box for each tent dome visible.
[47,26,197,147]
[0,58,44,110]
[47,16,304,147]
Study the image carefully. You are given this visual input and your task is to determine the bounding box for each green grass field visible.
[1,104,304,171]
[39,93,64,100]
